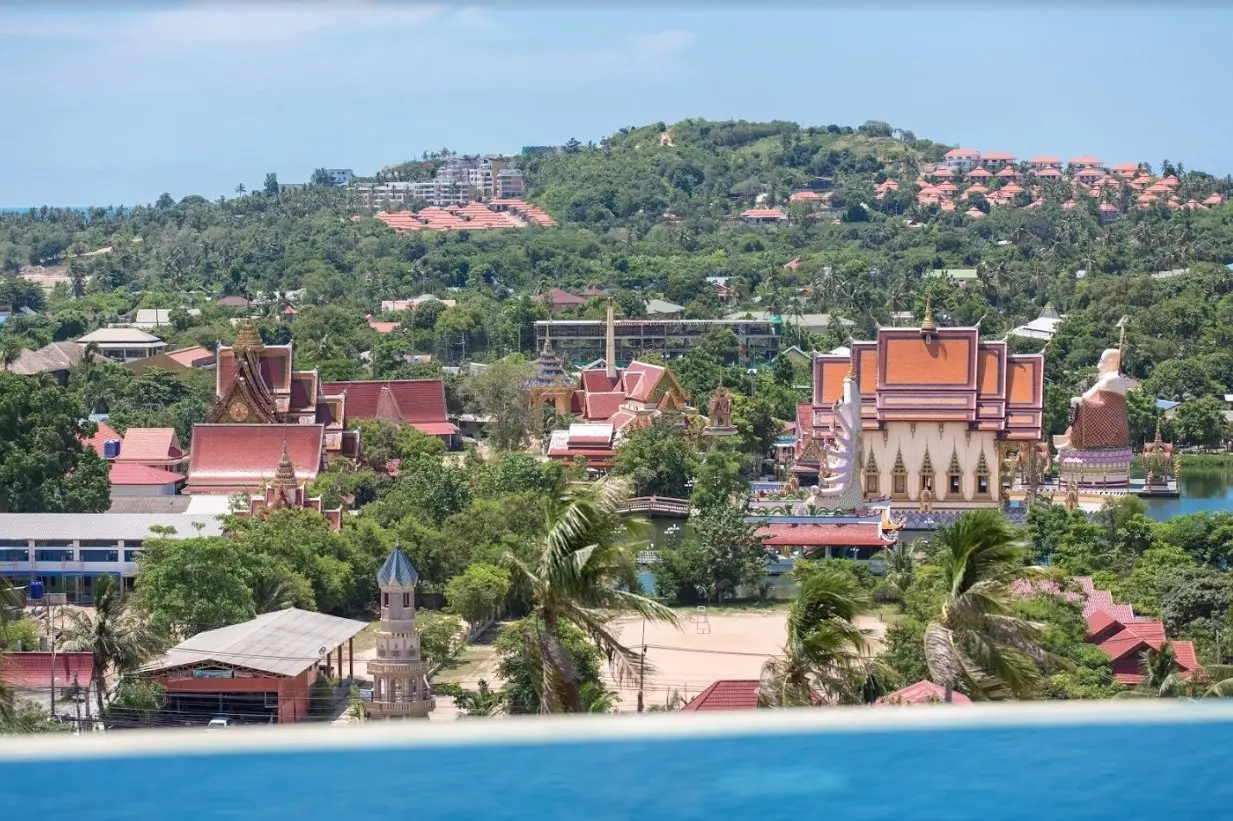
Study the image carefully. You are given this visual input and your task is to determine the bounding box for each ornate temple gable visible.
[374,385,405,423]
[892,448,906,474]
[799,435,826,463]
[207,372,281,424]
[865,448,878,472]
[920,446,935,476]
[975,449,990,479]
[877,328,978,390]
[646,365,688,408]
[976,343,1007,399]
[813,356,849,407]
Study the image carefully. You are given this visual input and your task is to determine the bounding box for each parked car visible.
[206,717,232,731]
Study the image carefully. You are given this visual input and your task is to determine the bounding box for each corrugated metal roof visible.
[0,513,222,541]
[139,609,368,678]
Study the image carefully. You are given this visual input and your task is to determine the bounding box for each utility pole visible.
[636,620,646,713]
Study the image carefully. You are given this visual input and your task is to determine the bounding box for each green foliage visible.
[654,505,767,604]
[613,417,698,497]
[416,610,464,668]
[462,357,535,451]
[690,444,749,512]
[135,537,257,637]
[494,617,603,715]
[473,452,563,499]
[446,563,511,627]
[0,372,110,513]
[1172,396,1230,448]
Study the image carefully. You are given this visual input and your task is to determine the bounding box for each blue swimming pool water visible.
[3,707,1232,820]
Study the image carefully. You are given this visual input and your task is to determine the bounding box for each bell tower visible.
[365,545,435,719]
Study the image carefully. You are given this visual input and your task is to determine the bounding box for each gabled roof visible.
[78,327,164,345]
[681,679,761,712]
[115,427,182,463]
[108,463,184,486]
[876,680,971,705]
[186,424,323,491]
[322,380,451,426]
[164,346,215,368]
[139,609,367,678]
[82,420,123,456]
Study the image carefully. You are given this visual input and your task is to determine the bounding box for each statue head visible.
[1098,348,1120,377]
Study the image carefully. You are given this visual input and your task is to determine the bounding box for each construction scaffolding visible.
[534,318,781,367]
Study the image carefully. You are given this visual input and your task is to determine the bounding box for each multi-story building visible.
[0,513,225,603]
[324,169,355,186]
[535,316,782,367]
[941,148,982,173]
[351,156,525,208]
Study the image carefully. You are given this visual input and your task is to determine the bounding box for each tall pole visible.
[47,596,56,715]
[636,620,646,713]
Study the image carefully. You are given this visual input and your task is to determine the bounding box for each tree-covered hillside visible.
[3,118,1233,441]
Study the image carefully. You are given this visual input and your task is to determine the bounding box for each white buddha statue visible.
[1053,348,1131,453]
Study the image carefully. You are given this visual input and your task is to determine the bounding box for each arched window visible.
[947,449,963,498]
[864,449,880,497]
[975,450,992,498]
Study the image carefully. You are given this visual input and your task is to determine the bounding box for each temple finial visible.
[920,296,937,334]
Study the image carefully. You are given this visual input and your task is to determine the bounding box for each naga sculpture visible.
[801,368,865,511]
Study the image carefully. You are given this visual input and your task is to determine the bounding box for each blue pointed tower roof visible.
[377,545,419,587]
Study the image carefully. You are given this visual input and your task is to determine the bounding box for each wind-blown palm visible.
[924,510,1054,701]
[58,575,164,716]
[759,568,878,707]
[503,477,678,713]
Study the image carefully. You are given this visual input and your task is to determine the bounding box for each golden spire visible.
[232,318,264,353]
[920,296,937,334]
[1153,417,1163,444]
[272,437,296,487]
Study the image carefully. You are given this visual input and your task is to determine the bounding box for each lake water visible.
[1140,468,1233,520]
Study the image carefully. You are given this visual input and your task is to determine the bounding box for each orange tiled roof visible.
[944,148,981,158]
[82,421,122,456]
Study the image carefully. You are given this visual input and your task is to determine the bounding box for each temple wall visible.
[865,423,1000,505]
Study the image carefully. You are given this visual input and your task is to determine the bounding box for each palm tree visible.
[758,567,874,707]
[580,681,619,713]
[924,510,1054,702]
[502,477,678,713]
[57,575,164,716]
[235,183,246,196]
[877,542,917,610]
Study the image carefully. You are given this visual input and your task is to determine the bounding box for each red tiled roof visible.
[536,287,586,307]
[623,361,668,402]
[368,319,400,335]
[115,427,182,464]
[581,370,620,393]
[584,391,626,421]
[410,422,460,436]
[1172,640,1201,673]
[187,424,323,491]
[982,152,1016,161]
[109,462,183,486]
[164,346,215,368]
[0,652,94,687]
[1035,167,1062,178]
[996,166,1020,177]
[966,168,992,178]
[741,208,788,220]
[681,679,761,712]
[876,680,971,705]
[944,148,981,158]
[82,421,123,456]
[322,380,450,425]
[755,522,892,547]
[789,190,824,201]
[1070,156,1103,164]
[1029,156,1061,164]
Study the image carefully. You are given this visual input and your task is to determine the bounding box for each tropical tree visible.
[58,575,164,715]
[758,566,877,707]
[878,542,917,609]
[924,510,1055,701]
[502,477,678,713]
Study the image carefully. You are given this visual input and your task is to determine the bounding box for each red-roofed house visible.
[108,462,184,497]
[942,148,982,173]
[115,427,187,472]
[321,380,458,444]
[535,288,587,311]
[755,518,898,561]
[681,680,762,712]
[1028,156,1062,171]
[1069,156,1103,170]
[965,167,992,181]
[185,424,325,494]
[788,190,826,203]
[367,316,400,335]
[876,680,971,705]
[1111,162,1141,177]
[82,421,123,458]
[741,207,788,224]
[980,152,1016,169]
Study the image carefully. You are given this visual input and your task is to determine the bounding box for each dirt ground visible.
[604,607,889,713]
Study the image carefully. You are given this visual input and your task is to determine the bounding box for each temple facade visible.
[232,442,343,529]
[791,310,1044,509]
[541,300,694,470]
[366,546,435,719]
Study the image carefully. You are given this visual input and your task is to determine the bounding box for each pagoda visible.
[365,546,435,719]
[1141,420,1176,496]
[208,319,281,424]
[524,328,575,416]
[235,441,343,529]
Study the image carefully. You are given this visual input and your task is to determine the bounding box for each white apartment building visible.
[353,156,525,208]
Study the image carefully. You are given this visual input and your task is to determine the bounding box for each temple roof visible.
[322,380,453,432]
[378,546,419,588]
[186,424,323,492]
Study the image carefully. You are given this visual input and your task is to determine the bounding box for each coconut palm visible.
[877,542,917,609]
[57,575,164,716]
[924,509,1054,702]
[502,476,678,714]
[758,567,875,707]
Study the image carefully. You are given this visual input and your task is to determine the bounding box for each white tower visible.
[365,545,435,719]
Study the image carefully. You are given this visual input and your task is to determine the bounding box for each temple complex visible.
[543,300,693,470]
[187,320,455,494]
[366,546,435,719]
[232,442,343,529]
[789,303,1045,510]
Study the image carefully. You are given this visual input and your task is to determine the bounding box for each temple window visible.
[382,592,389,607]
[402,593,411,608]
[947,450,963,497]
[891,450,907,498]
[919,448,935,495]
[975,451,992,498]
[864,450,879,497]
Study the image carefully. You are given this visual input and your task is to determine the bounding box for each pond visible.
[1140,467,1233,520]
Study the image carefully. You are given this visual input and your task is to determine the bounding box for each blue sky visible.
[2,2,1232,207]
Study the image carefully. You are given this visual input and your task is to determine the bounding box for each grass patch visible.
[1178,453,1233,467]
[869,604,905,626]
[433,621,504,686]
[350,621,380,654]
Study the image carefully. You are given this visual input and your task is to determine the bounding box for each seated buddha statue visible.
[1052,348,1131,452]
